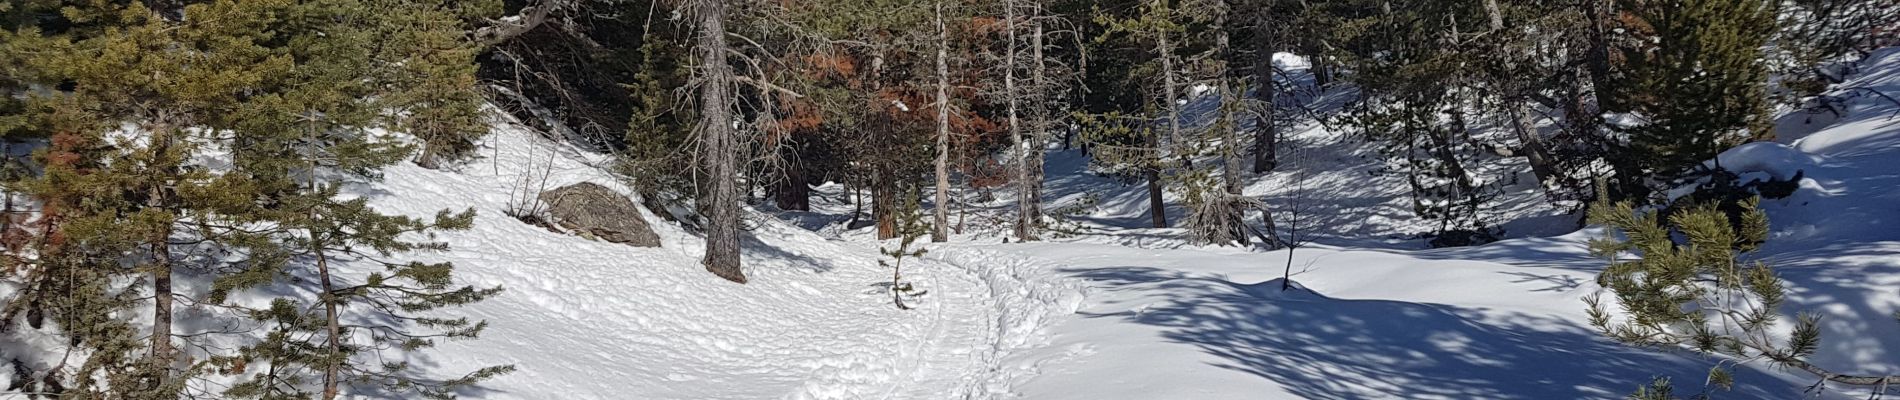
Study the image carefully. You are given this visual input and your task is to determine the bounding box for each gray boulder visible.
[538,182,662,247]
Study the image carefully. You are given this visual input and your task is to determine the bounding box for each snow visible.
[348,126,1050,399]
[9,41,1900,400]
[290,45,1900,398]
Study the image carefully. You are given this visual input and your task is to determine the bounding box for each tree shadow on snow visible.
[1065,266,1807,399]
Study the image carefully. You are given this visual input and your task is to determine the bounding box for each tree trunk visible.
[146,123,175,392]
[1483,0,1505,32]
[1160,29,1183,167]
[874,164,897,239]
[1584,0,1616,113]
[932,1,952,243]
[1251,2,1280,173]
[1022,5,1049,242]
[1482,0,1559,192]
[869,51,899,240]
[1509,105,1559,190]
[1146,119,1169,228]
[772,159,810,211]
[1005,0,1032,241]
[692,0,744,284]
[149,229,173,384]
[1217,7,1249,246]
[316,240,342,400]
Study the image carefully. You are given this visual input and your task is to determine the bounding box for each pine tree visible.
[1089,0,1187,229]
[1586,189,1900,395]
[3,2,305,394]
[880,191,929,310]
[196,3,509,397]
[381,0,498,170]
[1330,0,1503,244]
[1609,0,1776,195]
[1,1,508,396]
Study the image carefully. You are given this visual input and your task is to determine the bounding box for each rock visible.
[538,183,662,248]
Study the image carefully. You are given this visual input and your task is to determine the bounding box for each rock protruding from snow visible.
[539,182,662,247]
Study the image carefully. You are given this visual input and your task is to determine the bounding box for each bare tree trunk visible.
[1146,119,1168,228]
[316,241,342,400]
[1584,0,1616,113]
[1160,29,1183,167]
[692,0,744,284]
[870,53,900,240]
[2,140,13,234]
[1005,0,1031,241]
[1483,0,1559,191]
[1251,2,1280,173]
[1146,12,1183,230]
[932,1,952,243]
[1022,4,1049,242]
[1217,6,1249,246]
[302,117,346,400]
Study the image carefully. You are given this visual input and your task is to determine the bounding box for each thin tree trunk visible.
[1146,119,1168,228]
[149,228,173,383]
[1160,28,1183,167]
[316,240,342,400]
[1217,6,1248,246]
[1585,0,1616,112]
[2,140,13,234]
[1005,0,1030,241]
[1482,0,1558,191]
[1023,5,1049,242]
[692,0,744,283]
[874,164,897,239]
[1147,5,1183,230]
[932,1,952,243]
[301,116,346,400]
[1251,2,1280,173]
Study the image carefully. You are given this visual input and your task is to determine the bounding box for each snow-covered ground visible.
[370,46,1900,399]
[10,47,1899,399]
[352,129,1084,399]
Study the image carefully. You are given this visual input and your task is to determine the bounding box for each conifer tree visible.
[382,0,499,170]
[1587,192,1900,395]
[1609,0,1776,195]
[197,2,509,397]
[2,0,508,396]
[880,191,929,310]
[1089,0,1187,229]
[4,2,303,394]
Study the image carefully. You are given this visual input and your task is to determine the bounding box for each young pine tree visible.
[380,0,498,170]
[881,192,930,310]
[1586,191,1900,396]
